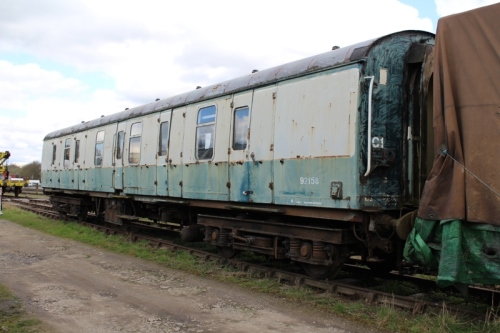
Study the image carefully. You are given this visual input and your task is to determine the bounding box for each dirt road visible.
[0,219,377,333]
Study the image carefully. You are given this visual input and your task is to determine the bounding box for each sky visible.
[0,0,498,166]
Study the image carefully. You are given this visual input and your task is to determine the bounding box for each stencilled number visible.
[300,177,319,185]
[371,136,385,148]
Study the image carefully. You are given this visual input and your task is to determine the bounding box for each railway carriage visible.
[42,3,500,289]
[42,4,500,287]
[42,30,435,278]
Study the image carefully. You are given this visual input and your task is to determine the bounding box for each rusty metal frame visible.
[198,214,357,244]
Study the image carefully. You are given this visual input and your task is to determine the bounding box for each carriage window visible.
[129,122,142,164]
[52,145,57,165]
[74,140,80,164]
[196,105,216,160]
[232,107,249,150]
[116,131,124,159]
[95,131,105,166]
[159,121,169,156]
[63,138,71,168]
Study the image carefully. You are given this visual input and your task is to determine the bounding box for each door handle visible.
[364,76,375,177]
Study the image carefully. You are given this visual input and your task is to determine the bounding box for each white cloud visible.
[0,61,126,164]
[0,0,435,164]
[435,0,499,17]
[0,0,434,91]
[0,61,85,109]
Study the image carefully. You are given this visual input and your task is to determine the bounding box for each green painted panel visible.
[168,164,183,197]
[273,157,358,209]
[229,161,274,203]
[183,162,229,200]
[77,169,84,190]
[123,166,139,193]
[156,165,168,196]
[71,168,79,190]
[140,166,156,195]
[358,34,435,210]
[228,162,250,202]
[248,160,273,203]
[114,166,123,190]
[84,167,114,192]
[59,167,79,190]
[123,165,156,195]
[59,169,73,189]
[41,170,53,188]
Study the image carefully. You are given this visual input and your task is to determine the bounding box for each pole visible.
[0,186,3,215]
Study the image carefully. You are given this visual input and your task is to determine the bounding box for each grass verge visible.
[0,284,46,333]
[2,203,500,333]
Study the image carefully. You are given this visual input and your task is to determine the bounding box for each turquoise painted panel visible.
[77,169,85,190]
[273,157,358,209]
[84,167,114,192]
[183,162,229,200]
[52,170,60,189]
[123,166,140,194]
[83,169,93,191]
[59,167,79,190]
[228,161,273,203]
[59,169,73,189]
[41,170,52,188]
[100,168,114,192]
[156,165,168,196]
[71,169,78,190]
[123,165,156,195]
[114,166,123,190]
[229,162,250,202]
[167,164,182,197]
[248,160,273,203]
[138,166,156,196]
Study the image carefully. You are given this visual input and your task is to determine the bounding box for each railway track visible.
[6,197,499,319]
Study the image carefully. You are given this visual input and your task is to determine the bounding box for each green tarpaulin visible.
[404,218,500,288]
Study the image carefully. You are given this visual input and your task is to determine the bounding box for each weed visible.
[372,280,421,296]
[477,307,500,332]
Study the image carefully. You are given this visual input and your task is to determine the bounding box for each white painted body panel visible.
[274,68,359,159]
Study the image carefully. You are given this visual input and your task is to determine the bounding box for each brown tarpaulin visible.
[418,3,500,224]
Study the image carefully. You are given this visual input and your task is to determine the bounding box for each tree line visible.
[7,161,41,180]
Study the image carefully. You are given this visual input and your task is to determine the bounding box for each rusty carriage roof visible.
[44,30,433,140]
